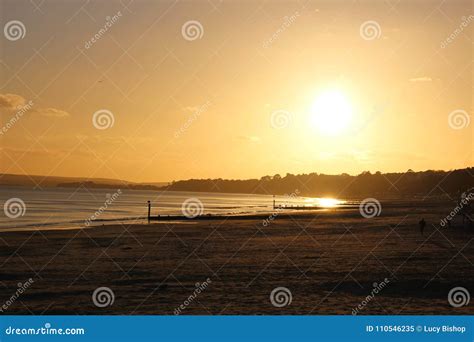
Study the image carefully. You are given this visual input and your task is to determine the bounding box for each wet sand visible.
[0,204,472,315]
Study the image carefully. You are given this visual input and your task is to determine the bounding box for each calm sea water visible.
[0,186,346,231]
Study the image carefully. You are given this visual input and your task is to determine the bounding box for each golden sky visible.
[0,0,472,182]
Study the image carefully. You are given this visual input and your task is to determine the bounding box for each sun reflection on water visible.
[304,197,345,208]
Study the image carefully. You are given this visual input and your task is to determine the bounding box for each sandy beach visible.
[0,203,472,315]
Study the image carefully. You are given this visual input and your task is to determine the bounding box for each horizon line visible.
[1,166,472,185]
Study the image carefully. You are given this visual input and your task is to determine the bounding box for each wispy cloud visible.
[409,77,432,82]
[0,93,70,118]
[0,146,91,158]
[183,106,200,112]
[33,108,70,118]
[0,93,26,110]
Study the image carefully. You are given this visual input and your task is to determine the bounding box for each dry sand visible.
[0,204,473,315]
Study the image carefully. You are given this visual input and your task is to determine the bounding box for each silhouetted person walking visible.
[418,218,426,236]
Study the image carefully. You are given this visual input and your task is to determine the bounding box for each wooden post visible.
[147,200,151,223]
[273,195,275,210]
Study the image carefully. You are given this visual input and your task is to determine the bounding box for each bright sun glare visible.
[304,197,344,208]
[310,90,353,136]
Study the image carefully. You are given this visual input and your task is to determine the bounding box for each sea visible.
[0,185,348,231]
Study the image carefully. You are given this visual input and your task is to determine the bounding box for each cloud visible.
[0,93,26,110]
[409,77,432,82]
[34,108,70,118]
[237,135,260,143]
[184,106,200,112]
[375,150,428,161]
[0,146,91,158]
[0,93,69,118]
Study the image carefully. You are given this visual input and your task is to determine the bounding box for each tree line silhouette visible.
[159,168,474,199]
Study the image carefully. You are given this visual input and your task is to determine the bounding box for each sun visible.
[310,90,353,136]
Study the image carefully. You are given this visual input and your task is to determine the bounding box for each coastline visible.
[0,202,472,315]
[0,197,459,233]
